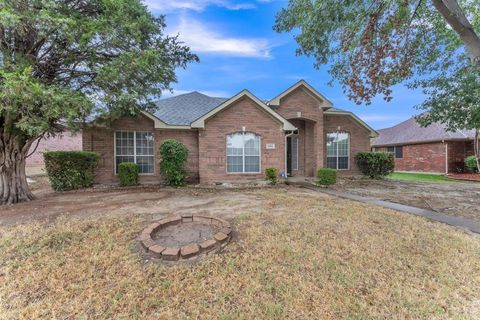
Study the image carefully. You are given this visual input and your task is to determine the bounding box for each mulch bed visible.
[448,173,480,182]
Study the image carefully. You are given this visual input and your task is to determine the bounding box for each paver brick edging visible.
[139,215,232,261]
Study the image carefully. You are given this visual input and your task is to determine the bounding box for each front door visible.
[286,136,292,176]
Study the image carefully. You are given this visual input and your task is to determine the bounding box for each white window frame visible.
[114,131,155,175]
[226,132,261,174]
[292,135,299,171]
[326,132,350,170]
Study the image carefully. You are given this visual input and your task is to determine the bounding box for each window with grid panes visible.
[226,132,260,173]
[326,132,349,170]
[115,131,154,174]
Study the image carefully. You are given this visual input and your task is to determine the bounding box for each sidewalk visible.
[286,178,480,235]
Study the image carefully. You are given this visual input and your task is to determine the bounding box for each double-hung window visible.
[387,146,403,159]
[326,132,350,170]
[115,131,154,174]
[227,132,260,173]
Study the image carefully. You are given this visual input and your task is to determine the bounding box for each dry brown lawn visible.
[1,187,480,319]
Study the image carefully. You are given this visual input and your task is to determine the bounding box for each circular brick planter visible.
[139,215,232,261]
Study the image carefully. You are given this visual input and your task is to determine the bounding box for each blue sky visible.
[145,0,427,129]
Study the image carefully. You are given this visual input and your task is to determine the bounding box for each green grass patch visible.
[387,172,458,183]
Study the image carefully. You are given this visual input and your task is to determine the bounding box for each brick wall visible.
[446,140,475,172]
[376,142,447,173]
[156,129,199,181]
[26,131,82,168]
[273,86,325,175]
[83,114,200,184]
[324,114,372,172]
[198,96,285,184]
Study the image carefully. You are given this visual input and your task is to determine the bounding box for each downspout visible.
[444,140,448,175]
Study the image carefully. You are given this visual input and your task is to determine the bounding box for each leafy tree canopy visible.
[416,63,480,131]
[274,0,480,105]
[1,0,198,138]
[0,0,198,204]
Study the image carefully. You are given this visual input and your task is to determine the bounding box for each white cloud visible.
[144,0,255,12]
[171,18,272,58]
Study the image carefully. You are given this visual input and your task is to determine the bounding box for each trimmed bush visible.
[355,151,394,178]
[465,155,479,173]
[118,162,139,186]
[317,168,337,186]
[159,139,189,187]
[44,151,99,191]
[265,167,278,185]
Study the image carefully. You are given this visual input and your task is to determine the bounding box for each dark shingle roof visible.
[372,117,475,146]
[153,92,228,125]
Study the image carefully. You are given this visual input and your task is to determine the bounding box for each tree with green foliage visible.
[159,139,189,187]
[274,0,480,172]
[415,63,480,171]
[0,0,198,204]
[275,0,480,104]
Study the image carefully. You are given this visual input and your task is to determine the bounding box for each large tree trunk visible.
[432,0,480,66]
[0,135,34,205]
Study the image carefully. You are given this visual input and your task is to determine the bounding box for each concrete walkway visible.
[286,178,480,235]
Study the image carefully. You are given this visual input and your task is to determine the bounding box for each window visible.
[115,131,154,174]
[227,132,260,173]
[292,136,299,170]
[387,146,403,159]
[326,132,350,170]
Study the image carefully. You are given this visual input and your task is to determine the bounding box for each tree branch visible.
[431,0,480,66]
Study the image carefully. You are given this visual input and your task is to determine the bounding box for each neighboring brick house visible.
[83,80,377,184]
[26,131,82,174]
[372,117,475,174]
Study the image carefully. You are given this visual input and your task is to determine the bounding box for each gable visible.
[202,95,284,129]
[268,80,333,108]
[272,86,325,121]
[191,90,296,131]
[324,110,378,137]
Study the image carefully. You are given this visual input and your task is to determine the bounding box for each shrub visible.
[317,168,337,186]
[465,155,479,173]
[159,139,189,187]
[118,162,139,186]
[355,151,394,178]
[44,151,99,191]
[265,167,278,185]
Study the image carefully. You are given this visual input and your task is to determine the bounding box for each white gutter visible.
[444,141,448,175]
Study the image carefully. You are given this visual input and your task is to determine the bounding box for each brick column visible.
[314,111,325,173]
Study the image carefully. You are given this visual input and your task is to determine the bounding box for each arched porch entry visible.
[286,118,317,177]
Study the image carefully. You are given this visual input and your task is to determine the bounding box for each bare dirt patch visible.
[332,177,480,221]
[154,222,218,247]
[1,176,282,227]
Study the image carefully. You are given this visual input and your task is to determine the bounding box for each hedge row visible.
[355,151,394,178]
[44,151,99,191]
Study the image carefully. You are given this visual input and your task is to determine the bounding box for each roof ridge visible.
[457,128,468,138]
[434,122,450,139]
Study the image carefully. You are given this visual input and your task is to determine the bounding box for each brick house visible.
[83,80,377,184]
[372,117,475,174]
[26,131,82,174]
